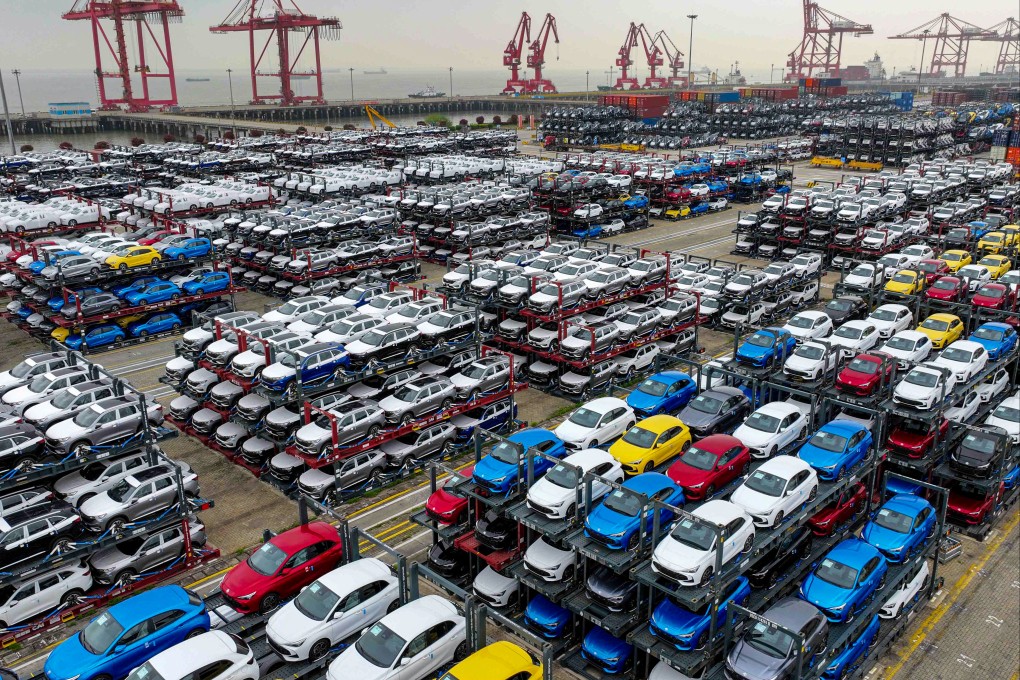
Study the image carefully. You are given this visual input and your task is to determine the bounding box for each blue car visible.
[798,420,873,482]
[259,342,350,393]
[573,223,603,239]
[624,194,649,209]
[29,249,81,274]
[452,399,517,442]
[650,576,751,651]
[523,595,571,639]
[965,220,991,238]
[112,276,165,298]
[689,202,710,215]
[799,539,888,623]
[968,322,1018,360]
[472,428,566,495]
[127,312,183,337]
[1004,463,1020,490]
[822,614,881,679]
[580,627,633,674]
[182,271,232,296]
[43,585,210,680]
[163,237,212,260]
[65,323,126,350]
[123,281,183,306]
[862,494,936,563]
[626,370,697,417]
[15,305,33,320]
[583,473,685,550]
[48,286,103,313]
[886,475,924,496]
[707,180,729,193]
[735,327,797,368]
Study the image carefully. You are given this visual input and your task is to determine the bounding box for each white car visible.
[326,595,467,680]
[472,565,518,608]
[930,340,989,382]
[523,536,576,582]
[573,204,603,219]
[126,630,258,680]
[842,262,885,290]
[867,304,913,339]
[789,253,822,278]
[828,320,881,358]
[266,558,399,662]
[945,390,981,423]
[879,331,932,370]
[782,311,833,340]
[0,561,92,629]
[553,397,635,450]
[362,291,415,319]
[781,341,840,382]
[526,448,624,519]
[730,455,818,527]
[976,368,1010,404]
[314,314,386,345]
[983,391,1019,444]
[880,561,930,619]
[651,500,754,586]
[614,343,661,377]
[675,274,710,293]
[263,296,329,324]
[899,244,935,264]
[892,362,959,410]
[956,265,991,285]
[732,402,808,459]
[876,254,910,277]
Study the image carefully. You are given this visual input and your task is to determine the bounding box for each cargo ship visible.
[409,86,445,98]
[185,78,210,82]
[364,67,388,75]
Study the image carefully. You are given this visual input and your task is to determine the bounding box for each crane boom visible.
[614,22,640,90]
[501,11,531,94]
[977,17,1019,75]
[526,12,560,93]
[365,106,395,130]
[652,30,687,87]
[889,13,996,77]
[786,1,873,81]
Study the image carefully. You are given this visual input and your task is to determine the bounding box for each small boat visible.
[363,67,388,75]
[596,85,612,91]
[408,85,445,98]
[186,78,210,82]
[292,75,311,80]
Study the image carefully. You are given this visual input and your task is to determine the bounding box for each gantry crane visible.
[502,12,531,94]
[978,18,1020,75]
[889,14,996,78]
[62,0,184,112]
[652,30,686,88]
[614,22,667,90]
[786,0,873,81]
[614,22,641,90]
[210,0,342,106]
[525,12,560,93]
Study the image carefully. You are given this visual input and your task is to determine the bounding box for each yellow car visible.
[977,231,1011,254]
[938,250,972,273]
[105,245,161,271]
[609,414,691,475]
[978,254,1012,280]
[50,327,71,343]
[439,641,542,680]
[884,269,925,296]
[916,313,965,350]
[665,204,690,220]
[114,314,146,330]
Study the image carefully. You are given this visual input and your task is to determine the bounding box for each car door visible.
[136,530,169,571]
[777,414,800,450]
[717,446,746,486]
[331,581,382,642]
[112,617,158,672]
[193,659,235,680]
[784,470,812,514]
[399,620,458,680]
[5,580,39,624]
[148,606,192,649]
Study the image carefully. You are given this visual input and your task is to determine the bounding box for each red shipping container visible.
[1006,147,1020,165]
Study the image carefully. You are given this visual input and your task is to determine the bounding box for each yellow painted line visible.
[885,511,1020,679]
[359,520,413,547]
[186,564,234,588]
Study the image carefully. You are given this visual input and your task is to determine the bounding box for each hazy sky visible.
[0,0,1014,79]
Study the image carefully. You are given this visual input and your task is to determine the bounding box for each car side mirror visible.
[111,644,126,654]
[400,658,411,666]
[334,611,345,619]
[361,627,370,637]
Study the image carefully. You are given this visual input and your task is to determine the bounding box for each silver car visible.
[89,516,207,586]
[378,377,457,425]
[22,379,118,431]
[53,452,152,508]
[296,449,388,502]
[44,396,164,456]
[377,423,457,469]
[79,462,200,533]
[449,356,510,400]
[294,401,386,458]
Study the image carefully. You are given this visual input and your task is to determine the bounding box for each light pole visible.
[226,68,235,132]
[10,70,24,118]
[586,70,590,102]
[349,67,355,100]
[687,14,698,89]
[605,66,614,87]
[448,67,453,99]
[0,69,14,154]
[917,29,931,93]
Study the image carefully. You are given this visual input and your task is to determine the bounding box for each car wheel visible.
[836,466,846,481]
[150,258,159,266]
[186,627,206,639]
[742,534,754,552]
[71,440,92,456]
[773,510,784,527]
[138,298,148,306]
[877,572,887,590]
[401,412,414,427]
[62,588,85,605]
[114,569,136,588]
[139,330,148,337]
[309,638,331,661]
[809,485,818,501]
[171,293,180,300]
[119,263,127,271]
[106,516,128,533]
[195,288,205,296]
[454,640,470,662]
[367,424,380,439]
[693,631,707,651]
[259,592,281,614]
[386,598,401,614]
[704,484,715,498]
[441,398,452,411]
[627,532,640,551]
[701,566,713,584]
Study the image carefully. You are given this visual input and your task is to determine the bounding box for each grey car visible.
[89,517,207,586]
[449,356,511,400]
[182,368,219,399]
[53,452,152,508]
[614,307,662,341]
[40,256,101,282]
[294,401,386,458]
[61,292,123,319]
[43,396,164,456]
[725,597,829,680]
[378,377,457,425]
[296,449,389,502]
[377,422,457,469]
[79,462,200,532]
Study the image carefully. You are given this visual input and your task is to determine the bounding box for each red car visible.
[972,283,1017,310]
[917,259,951,285]
[947,484,1004,525]
[220,521,343,614]
[886,417,950,459]
[834,351,896,397]
[137,229,175,246]
[925,276,968,302]
[809,483,867,536]
[424,465,474,525]
[665,187,692,202]
[666,434,750,501]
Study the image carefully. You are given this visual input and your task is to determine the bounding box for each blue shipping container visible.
[993,130,1010,146]
[1010,131,1020,147]
[642,117,661,125]
[717,92,740,102]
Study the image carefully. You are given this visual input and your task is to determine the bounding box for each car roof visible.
[828,538,882,568]
[634,414,683,432]
[882,494,930,515]
[382,594,459,638]
[447,641,533,678]
[763,597,821,628]
[622,472,676,494]
[819,419,866,436]
[149,630,235,676]
[757,454,811,477]
[977,322,1012,332]
[107,585,191,628]
[508,428,558,446]
[269,521,339,553]
[561,448,616,470]
[927,313,961,322]
[577,397,628,413]
[319,557,392,592]
[693,499,748,524]
[702,386,745,399]
[755,402,801,418]
[647,370,690,383]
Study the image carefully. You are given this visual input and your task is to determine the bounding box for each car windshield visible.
[603,489,643,517]
[905,369,940,388]
[835,326,863,340]
[669,517,717,551]
[355,622,406,668]
[72,405,104,427]
[870,308,899,322]
[248,541,287,576]
[848,357,880,374]
[127,662,165,680]
[568,407,602,429]
[978,287,1005,299]
[744,621,793,659]
[745,469,786,497]
[992,403,1020,423]
[636,378,669,397]
[815,557,858,589]
[941,347,973,363]
[786,315,814,329]
[80,611,124,654]
[328,319,357,336]
[809,430,848,453]
[874,507,912,533]
[827,299,852,312]
[922,317,951,332]
[689,394,723,414]
[746,333,775,348]
[679,446,717,471]
[962,433,997,455]
[392,384,421,402]
[732,275,755,286]
[461,363,490,380]
[9,360,37,379]
[794,344,825,360]
[28,375,53,393]
[850,265,873,277]
[294,580,341,621]
[543,463,578,489]
[622,426,657,449]
[490,440,522,465]
[892,272,915,284]
[359,330,386,347]
[744,411,781,433]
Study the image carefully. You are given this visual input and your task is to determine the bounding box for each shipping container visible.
[990,146,1006,162]
[1006,147,1020,165]
[994,130,1011,146]
[1010,132,1020,147]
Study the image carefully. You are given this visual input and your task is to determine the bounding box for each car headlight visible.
[830,602,847,612]
[689,482,704,489]
[236,591,257,601]
[609,529,628,537]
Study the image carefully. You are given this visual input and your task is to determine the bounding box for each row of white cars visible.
[119,180,276,215]
[0,197,111,233]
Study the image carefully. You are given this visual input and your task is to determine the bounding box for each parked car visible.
[583,473,684,550]
[526,448,624,520]
[553,397,634,450]
[730,455,818,528]
[89,519,206,586]
[748,525,814,589]
[124,630,258,680]
[677,387,750,439]
[666,434,750,501]
[79,463,200,532]
[799,538,888,623]
[651,499,755,586]
[609,414,691,476]
[472,428,566,495]
[0,560,92,629]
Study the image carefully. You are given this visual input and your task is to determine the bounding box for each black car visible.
[678,386,751,439]
[822,295,868,326]
[0,500,83,570]
[475,509,517,551]
[725,598,829,680]
[427,538,470,583]
[950,428,1011,479]
[585,565,638,613]
[748,525,813,589]
[0,422,47,472]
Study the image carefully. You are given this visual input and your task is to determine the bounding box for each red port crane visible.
[889,14,996,78]
[652,30,686,88]
[525,12,560,93]
[614,23,667,90]
[978,18,1020,75]
[62,0,184,112]
[502,11,531,94]
[785,1,873,82]
[614,22,641,90]
[210,0,342,107]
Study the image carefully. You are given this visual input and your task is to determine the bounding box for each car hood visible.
[377,394,410,412]
[53,469,93,495]
[79,492,122,519]
[559,372,590,386]
[677,409,718,430]
[44,632,105,680]
[666,461,710,488]
[526,478,571,509]
[266,601,324,646]
[525,539,572,570]
[449,373,479,390]
[2,384,37,405]
[893,381,932,400]
[261,363,296,383]
[45,419,86,442]
[727,640,787,680]
[730,485,778,514]
[626,390,664,413]
[327,647,396,680]
[553,420,593,444]
[474,566,516,597]
[651,598,702,637]
[23,399,60,421]
[232,350,266,368]
[861,522,907,550]
[798,444,844,469]
[88,543,135,571]
[784,354,821,373]
[653,536,710,571]
[378,439,414,457]
[473,455,515,483]
[220,559,265,601]
[801,573,851,610]
[585,506,631,539]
